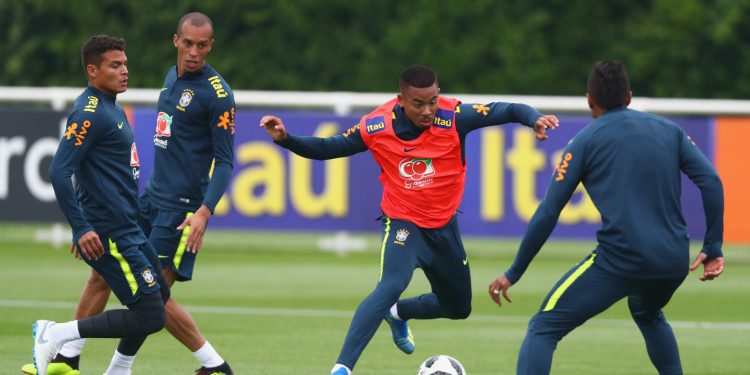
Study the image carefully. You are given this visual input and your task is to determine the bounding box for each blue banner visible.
[132,108,711,239]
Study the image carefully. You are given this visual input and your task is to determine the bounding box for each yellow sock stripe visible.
[378,218,391,282]
[542,253,597,312]
[109,238,138,296]
[173,212,193,269]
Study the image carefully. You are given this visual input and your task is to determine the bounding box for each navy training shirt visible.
[505,107,724,283]
[146,64,235,213]
[50,86,142,242]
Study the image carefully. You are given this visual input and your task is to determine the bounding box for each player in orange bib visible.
[260,65,559,375]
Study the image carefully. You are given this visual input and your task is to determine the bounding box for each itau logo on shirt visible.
[432,108,454,129]
[155,112,173,137]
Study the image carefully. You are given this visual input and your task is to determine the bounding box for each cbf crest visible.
[178,89,194,109]
[142,268,156,286]
[394,229,410,246]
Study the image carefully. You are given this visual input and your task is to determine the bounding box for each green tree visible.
[1,0,748,98]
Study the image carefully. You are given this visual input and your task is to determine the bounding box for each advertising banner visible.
[0,109,66,221]
[1,106,730,242]
[715,117,750,243]
[132,107,714,240]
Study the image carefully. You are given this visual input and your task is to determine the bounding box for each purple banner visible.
[132,108,712,239]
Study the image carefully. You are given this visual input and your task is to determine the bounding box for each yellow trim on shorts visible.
[109,238,138,295]
[542,253,597,312]
[378,218,391,282]
[173,212,193,269]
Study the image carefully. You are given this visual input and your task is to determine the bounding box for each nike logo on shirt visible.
[404,147,418,152]
[117,122,124,129]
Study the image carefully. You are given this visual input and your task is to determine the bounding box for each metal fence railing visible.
[1,86,749,116]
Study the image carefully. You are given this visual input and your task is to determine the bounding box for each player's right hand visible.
[259,115,288,141]
[534,114,560,141]
[76,230,104,261]
[488,274,513,306]
[689,252,724,281]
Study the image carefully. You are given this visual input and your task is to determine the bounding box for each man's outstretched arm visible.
[260,115,367,159]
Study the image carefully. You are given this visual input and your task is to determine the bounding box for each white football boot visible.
[32,320,62,375]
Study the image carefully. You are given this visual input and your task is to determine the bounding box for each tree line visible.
[1,0,748,98]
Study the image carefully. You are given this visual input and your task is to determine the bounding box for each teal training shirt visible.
[50,86,142,242]
[506,107,724,283]
[145,64,235,213]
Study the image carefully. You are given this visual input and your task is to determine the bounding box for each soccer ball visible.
[417,355,466,375]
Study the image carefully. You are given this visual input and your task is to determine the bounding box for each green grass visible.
[1,224,748,374]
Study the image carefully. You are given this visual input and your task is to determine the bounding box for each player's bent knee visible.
[374,283,408,301]
[526,314,573,342]
[130,291,167,334]
[137,304,166,334]
[447,303,471,319]
[141,308,167,334]
[87,270,110,290]
[631,309,666,326]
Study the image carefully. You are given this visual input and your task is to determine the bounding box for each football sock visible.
[52,352,81,369]
[49,320,81,344]
[58,338,86,359]
[193,340,225,368]
[104,350,134,375]
[389,303,401,320]
[331,364,352,375]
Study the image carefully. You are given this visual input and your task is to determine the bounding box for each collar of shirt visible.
[392,104,426,142]
[86,86,117,104]
[175,64,210,80]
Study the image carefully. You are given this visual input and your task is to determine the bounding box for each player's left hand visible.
[70,243,82,260]
[534,114,560,141]
[176,205,211,253]
[488,274,513,307]
[689,252,724,281]
[76,230,104,261]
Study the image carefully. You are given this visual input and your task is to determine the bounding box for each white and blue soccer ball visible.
[417,354,466,375]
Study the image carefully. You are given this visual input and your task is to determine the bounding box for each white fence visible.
[1,86,749,116]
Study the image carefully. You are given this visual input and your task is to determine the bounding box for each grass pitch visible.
[1,224,748,374]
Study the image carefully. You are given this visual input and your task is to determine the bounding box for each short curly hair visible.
[399,65,438,93]
[81,34,126,77]
[587,60,630,110]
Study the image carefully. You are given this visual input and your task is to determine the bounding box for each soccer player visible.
[260,65,560,375]
[29,35,171,375]
[24,12,235,375]
[138,12,235,374]
[488,60,724,375]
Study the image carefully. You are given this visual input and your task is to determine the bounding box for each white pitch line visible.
[2,299,749,331]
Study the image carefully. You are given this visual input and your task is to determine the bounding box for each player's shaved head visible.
[587,60,630,111]
[400,65,438,93]
[177,12,214,36]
